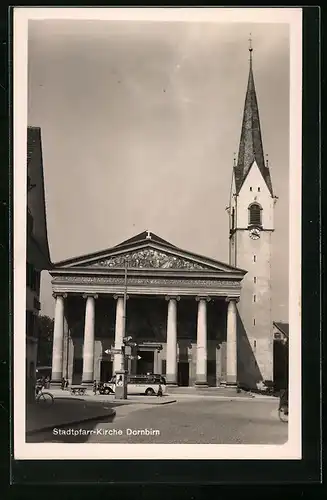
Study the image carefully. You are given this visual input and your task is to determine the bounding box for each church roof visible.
[273,321,289,339]
[53,230,247,276]
[234,48,273,196]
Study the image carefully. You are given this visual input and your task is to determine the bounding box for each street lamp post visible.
[114,257,129,400]
[122,257,128,370]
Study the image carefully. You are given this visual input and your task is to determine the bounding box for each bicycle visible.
[278,389,288,423]
[35,386,54,408]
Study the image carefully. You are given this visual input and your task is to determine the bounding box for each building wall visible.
[26,127,51,402]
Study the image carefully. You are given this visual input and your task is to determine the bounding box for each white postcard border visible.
[13,7,302,461]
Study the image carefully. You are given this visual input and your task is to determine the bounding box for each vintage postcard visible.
[14,7,302,460]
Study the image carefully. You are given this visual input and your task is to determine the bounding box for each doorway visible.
[207,360,217,387]
[72,359,83,385]
[137,350,154,374]
[178,362,189,386]
[100,360,113,382]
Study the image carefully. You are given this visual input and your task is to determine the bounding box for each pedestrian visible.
[93,380,97,395]
[61,377,65,390]
[157,384,163,397]
[65,378,69,390]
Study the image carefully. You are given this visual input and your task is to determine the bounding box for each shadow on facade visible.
[236,311,263,389]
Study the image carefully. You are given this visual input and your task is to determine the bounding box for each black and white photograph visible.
[14,7,302,460]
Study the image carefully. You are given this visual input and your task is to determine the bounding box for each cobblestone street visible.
[27,398,288,445]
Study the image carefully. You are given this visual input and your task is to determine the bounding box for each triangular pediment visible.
[79,247,214,271]
[54,231,246,275]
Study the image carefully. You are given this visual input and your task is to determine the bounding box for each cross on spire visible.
[248,33,253,66]
[248,33,253,52]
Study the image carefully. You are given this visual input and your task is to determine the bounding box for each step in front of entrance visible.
[166,386,239,395]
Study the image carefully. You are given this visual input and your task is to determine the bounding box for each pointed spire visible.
[234,39,273,195]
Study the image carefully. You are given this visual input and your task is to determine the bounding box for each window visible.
[254,277,257,283]
[253,340,257,350]
[258,187,261,192]
[253,255,256,262]
[253,318,256,326]
[231,207,235,231]
[248,203,262,226]
[253,295,256,302]
[250,187,253,192]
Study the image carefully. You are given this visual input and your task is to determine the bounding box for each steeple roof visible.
[234,46,273,195]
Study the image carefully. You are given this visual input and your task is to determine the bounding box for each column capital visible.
[52,292,67,299]
[165,295,180,302]
[225,296,240,303]
[82,293,98,300]
[195,296,211,302]
[113,294,129,300]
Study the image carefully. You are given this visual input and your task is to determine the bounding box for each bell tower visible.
[228,40,277,386]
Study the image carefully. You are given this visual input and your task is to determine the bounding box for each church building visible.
[49,46,276,390]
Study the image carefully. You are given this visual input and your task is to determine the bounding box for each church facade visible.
[49,47,276,390]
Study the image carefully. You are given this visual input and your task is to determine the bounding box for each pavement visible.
[26,398,287,445]
[26,391,176,435]
[26,388,277,436]
[26,398,117,435]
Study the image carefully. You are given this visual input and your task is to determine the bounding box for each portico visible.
[49,231,246,388]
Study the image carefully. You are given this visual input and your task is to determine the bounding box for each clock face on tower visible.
[249,227,261,239]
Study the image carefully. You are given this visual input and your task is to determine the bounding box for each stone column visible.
[226,297,238,386]
[51,293,67,386]
[165,296,180,385]
[81,294,98,385]
[195,296,210,386]
[113,294,129,373]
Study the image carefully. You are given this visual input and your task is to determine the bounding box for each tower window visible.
[253,255,256,262]
[258,187,261,192]
[254,277,257,283]
[248,203,262,226]
[250,187,253,192]
[253,318,256,326]
[253,340,257,350]
[253,295,256,302]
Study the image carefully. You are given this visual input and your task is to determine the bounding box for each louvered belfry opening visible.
[248,203,262,226]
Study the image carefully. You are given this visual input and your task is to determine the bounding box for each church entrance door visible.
[100,360,113,382]
[137,350,154,375]
[178,362,189,386]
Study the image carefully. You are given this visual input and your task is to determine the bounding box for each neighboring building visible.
[48,46,283,390]
[26,126,52,401]
[228,44,278,388]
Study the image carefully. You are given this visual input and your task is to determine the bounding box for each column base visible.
[225,379,238,390]
[166,375,178,386]
[195,381,208,387]
[50,380,63,390]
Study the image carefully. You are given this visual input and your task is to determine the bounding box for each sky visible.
[27,19,290,321]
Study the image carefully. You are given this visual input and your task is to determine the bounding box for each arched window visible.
[248,203,262,226]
